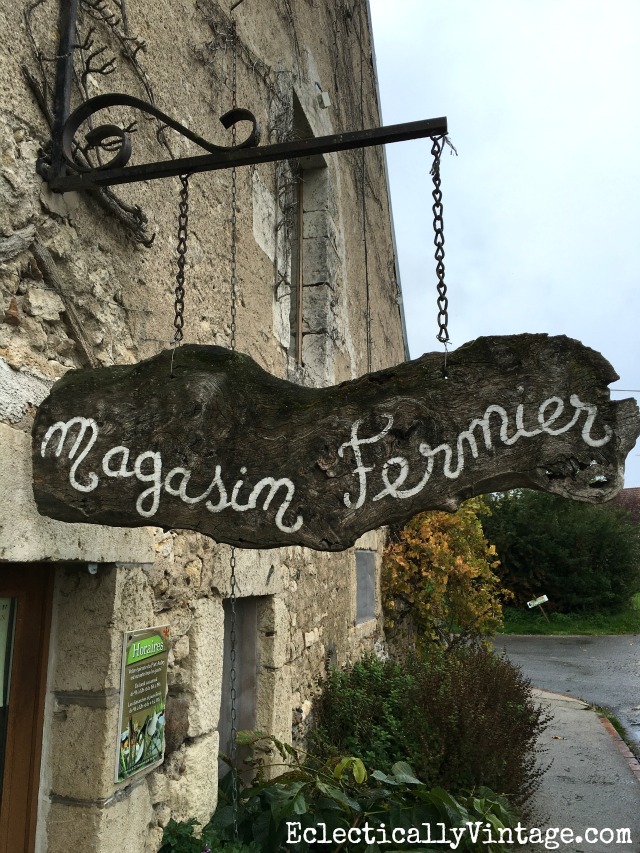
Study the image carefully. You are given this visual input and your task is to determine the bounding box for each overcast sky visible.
[369,0,640,488]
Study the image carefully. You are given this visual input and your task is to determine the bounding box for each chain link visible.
[229,545,238,840]
[172,174,190,345]
[230,22,238,354]
[230,164,237,352]
[431,136,449,347]
[229,18,239,843]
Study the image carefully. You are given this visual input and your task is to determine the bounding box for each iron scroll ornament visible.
[57,93,261,175]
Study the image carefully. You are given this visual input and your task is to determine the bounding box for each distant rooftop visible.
[609,487,640,524]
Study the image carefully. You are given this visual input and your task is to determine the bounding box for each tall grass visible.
[500,593,640,635]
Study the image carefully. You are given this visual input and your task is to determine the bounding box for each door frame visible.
[0,564,53,853]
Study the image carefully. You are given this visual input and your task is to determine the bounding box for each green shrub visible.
[205,735,520,852]
[483,490,640,613]
[308,653,414,772]
[406,645,549,807]
[310,646,549,812]
[158,816,260,852]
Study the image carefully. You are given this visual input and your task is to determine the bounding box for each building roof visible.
[609,487,640,524]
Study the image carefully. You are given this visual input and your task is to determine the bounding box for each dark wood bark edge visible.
[32,334,640,551]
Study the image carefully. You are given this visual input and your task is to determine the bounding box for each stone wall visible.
[0,1,406,850]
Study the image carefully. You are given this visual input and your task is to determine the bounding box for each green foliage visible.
[483,490,640,613]
[501,592,640,635]
[158,816,260,852]
[310,646,549,812]
[206,734,520,852]
[383,498,509,645]
[308,653,413,772]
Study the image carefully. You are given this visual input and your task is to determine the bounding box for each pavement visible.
[521,689,640,852]
[493,634,640,754]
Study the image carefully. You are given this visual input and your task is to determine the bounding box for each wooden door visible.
[0,565,53,853]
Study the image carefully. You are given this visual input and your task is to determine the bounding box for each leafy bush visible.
[483,490,640,613]
[310,646,549,812]
[205,735,519,852]
[405,645,549,807]
[158,816,259,852]
[383,498,509,647]
[307,653,412,772]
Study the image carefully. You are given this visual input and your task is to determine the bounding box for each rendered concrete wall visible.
[0,1,406,849]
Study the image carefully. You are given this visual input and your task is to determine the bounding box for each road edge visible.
[533,687,640,782]
[597,715,640,782]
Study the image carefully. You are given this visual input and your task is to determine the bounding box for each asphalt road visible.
[493,634,640,752]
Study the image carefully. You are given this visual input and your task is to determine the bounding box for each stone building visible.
[0,1,408,850]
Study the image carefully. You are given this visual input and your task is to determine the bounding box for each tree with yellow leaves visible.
[382,497,509,647]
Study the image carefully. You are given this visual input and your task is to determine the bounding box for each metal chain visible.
[172,174,190,346]
[229,546,238,840]
[431,136,449,347]
[229,17,239,843]
[230,166,237,351]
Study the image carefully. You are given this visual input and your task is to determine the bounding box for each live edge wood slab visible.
[32,334,640,551]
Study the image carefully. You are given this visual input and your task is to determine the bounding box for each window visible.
[355,550,376,624]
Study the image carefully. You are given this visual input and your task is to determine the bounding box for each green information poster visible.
[116,625,169,782]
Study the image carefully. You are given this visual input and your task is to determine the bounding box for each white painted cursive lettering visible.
[40,419,304,534]
[41,417,99,493]
[372,393,612,502]
[134,451,163,518]
[102,445,135,478]
[571,394,613,447]
[338,415,393,510]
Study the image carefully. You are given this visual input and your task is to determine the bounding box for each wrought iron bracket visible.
[40,0,447,192]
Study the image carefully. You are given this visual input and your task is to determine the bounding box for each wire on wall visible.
[359,0,372,373]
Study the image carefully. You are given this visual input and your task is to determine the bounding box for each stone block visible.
[46,780,153,853]
[256,665,292,762]
[164,731,219,825]
[113,567,156,634]
[252,170,277,262]
[354,530,381,551]
[304,627,319,648]
[303,209,335,240]
[173,634,189,661]
[164,694,190,755]
[184,598,223,737]
[53,565,121,693]
[301,332,334,385]
[210,545,285,598]
[257,595,289,670]
[39,184,81,219]
[303,235,339,285]
[302,283,335,334]
[272,284,291,349]
[24,285,65,321]
[145,826,165,853]
[49,702,123,801]
[53,565,156,693]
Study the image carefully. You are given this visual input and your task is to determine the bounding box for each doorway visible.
[0,564,52,853]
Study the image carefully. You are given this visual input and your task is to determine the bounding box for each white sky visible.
[369,0,640,487]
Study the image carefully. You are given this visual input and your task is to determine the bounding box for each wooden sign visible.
[32,334,640,551]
